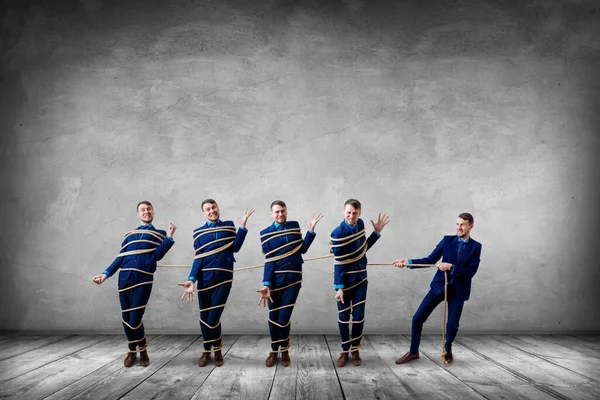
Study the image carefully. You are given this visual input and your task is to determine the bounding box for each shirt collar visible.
[207,219,221,227]
[138,224,154,229]
[458,237,470,244]
[343,220,357,230]
[273,222,286,229]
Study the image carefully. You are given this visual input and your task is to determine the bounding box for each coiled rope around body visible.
[191,226,239,352]
[117,229,165,354]
[259,227,306,354]
[329,230,370,353]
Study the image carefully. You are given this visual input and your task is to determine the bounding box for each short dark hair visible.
[458,212,474,225]
[270,200,287,210]
[201,199,218,210]
[344,199,361,209]
[137,200,153,211]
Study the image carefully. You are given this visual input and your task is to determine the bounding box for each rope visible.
[202,336,224,353]
[157,261,437,270]
[118,281,153,293]
[125,229,165,241]
[121,239,161,250]
[193,226,236,241]
[120,268,154,276]
[441,270,449,365]
[127,342,149,354]
[196,279,233,292]
[115,229,163,353]
[340,344,362,354]
[116,248,155,258]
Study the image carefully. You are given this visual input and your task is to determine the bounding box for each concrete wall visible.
[1,0,599,334]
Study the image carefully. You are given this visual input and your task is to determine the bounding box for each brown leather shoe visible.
[139,349,150,367]
[265,352,278,367]
[198,352,211,367]
[443,350,453,365]
[124,352,137,368]
[395,352,419,364]
[281,351,291,367]
[214,350,224,367]
[337,352,348,368]
[351,350,361,366]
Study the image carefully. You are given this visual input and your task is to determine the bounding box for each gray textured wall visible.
[1,0,599,334]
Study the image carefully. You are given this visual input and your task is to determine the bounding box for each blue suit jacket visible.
[260,221,316,288]
[330,218,380,288]
[189,220,247,287]
[104,226,174,285]
[410,235,482,301]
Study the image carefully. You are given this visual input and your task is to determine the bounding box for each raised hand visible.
[257,286,272,307]
[239,208,255,229]
[306,213,324,232]
[167,222,177,238]
[335,288,345,304]
[93,274,107,285]
[393,259,408,268]
[371,212,390,234]
[177,280,196,303]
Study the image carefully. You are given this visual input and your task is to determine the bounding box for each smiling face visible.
[271,204,287,225]
[344,204,361,226]
[137,203,154,224]
[202,201,220,222]
[456,217,473,239]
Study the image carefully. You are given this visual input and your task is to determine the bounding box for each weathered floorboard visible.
[326,334,412,399]
[269,335,344,400]
[0,334,597,400]
[495,335,600,382]
[419,334,553,400]
[0,335,124,400]
[371,334,485,400]
[0,335,112,383]
[121,335,239,400]
[458,335,600,400]
[191,335,275,400]
[0,335,70,361]
[45,335,196,400]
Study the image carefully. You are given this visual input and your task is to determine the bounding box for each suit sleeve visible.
[365,231,380,251]
[301,230,316,254]
[188,239,203,283]
[409,238,445,267]
[331,230,345,288]
[154,231,174,261]
[261,231,274,286]
[453,243,482,279]
[232,223,248,253]
[103,237,127,278]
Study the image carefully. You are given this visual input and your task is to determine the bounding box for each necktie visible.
[458,241,465,260]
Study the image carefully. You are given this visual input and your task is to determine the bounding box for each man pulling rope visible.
[393,212,482,366]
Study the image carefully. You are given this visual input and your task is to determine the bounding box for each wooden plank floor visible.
[0,334,598,400]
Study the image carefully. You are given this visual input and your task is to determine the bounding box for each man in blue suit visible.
[180,199,254,367]
[93,201,176,368]
[394,213,482,365]
[257,200,323,368]
[330,199,390,367]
